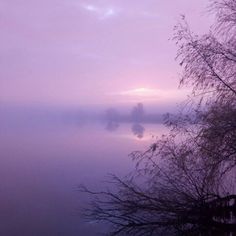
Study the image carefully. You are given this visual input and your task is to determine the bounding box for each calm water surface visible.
[0,111,166,235]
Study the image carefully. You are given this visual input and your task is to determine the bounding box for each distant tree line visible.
[105,103,163,124]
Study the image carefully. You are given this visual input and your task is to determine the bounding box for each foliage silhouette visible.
[80,0,236,235]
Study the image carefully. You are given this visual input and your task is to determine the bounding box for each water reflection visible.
[103,103,165,140]
[0,107,167,236]
[105,121,145,139]
[105,121,120,132]
[131,123,145,139]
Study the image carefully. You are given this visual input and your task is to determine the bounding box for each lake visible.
[0,110,167,235]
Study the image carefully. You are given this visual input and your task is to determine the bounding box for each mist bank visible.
[103,103,164,124]
[0,102,180,129]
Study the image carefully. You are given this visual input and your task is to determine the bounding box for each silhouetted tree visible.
[80,0,236,235]
[131,103,145,122]
[80,144,231,235]
[172,0,236,172]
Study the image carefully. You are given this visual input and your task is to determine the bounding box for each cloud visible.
[110,87,189,102]
[117,88,160,97]
[82,3,118,19]
[84,4,98,12]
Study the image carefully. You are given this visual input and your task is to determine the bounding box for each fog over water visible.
[0,106,167,235]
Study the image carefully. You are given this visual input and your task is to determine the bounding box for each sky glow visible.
[82,4,117,19]
[0,0,212,108]
[110,87,189,105]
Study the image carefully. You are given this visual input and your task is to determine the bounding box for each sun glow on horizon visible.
[109,87,190,103]
[118,87,159,97]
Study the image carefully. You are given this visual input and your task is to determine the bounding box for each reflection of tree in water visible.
[131,123,145,139]
[106,121,119,132]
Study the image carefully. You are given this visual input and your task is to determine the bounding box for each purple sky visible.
[0,0,212,107]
